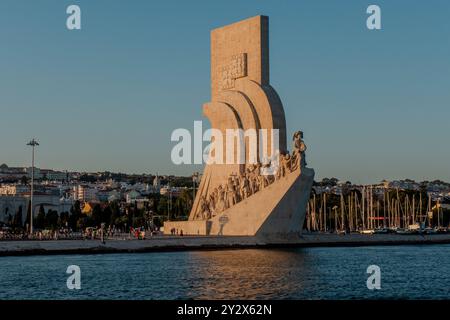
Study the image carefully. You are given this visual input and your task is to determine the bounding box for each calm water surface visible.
[0,245,449,299]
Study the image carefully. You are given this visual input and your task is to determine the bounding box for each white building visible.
[73,185,98,202]
[126,190,142,204]
[0,184,29,195]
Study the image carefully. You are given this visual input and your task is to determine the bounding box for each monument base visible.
[164,167,314,240]
[163,220,209,236]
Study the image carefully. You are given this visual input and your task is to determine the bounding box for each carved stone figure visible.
[275,162,282,181]
[252,175,259,193]
[199,196,211,220]
[281,153,291,176]
[209,193,216,216]
[239,174,250,200]
[233,174,241,202]
[194,209,203,220]
[258,174,266,190]
[211,187,219,213]
[246,167,254,195]
[260,162,273,187]
[215,185,226,213]
[194,158,297,217]
[292,131,307,170]
[226,177,237,208]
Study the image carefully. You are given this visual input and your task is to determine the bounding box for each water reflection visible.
[184,249,315,299]
[0,245,449,299]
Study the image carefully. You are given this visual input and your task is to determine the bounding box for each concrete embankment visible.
[1,233,450,257]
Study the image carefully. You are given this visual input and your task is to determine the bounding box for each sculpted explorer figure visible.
[283,153,291,176]
[209,193,216,216]
[233,174,241,202]
[216,185,226,213]
[240,174,250,199]
[199,196,211,220]
[292,131,307,170]
[226,177,237,208]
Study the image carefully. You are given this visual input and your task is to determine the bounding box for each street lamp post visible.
[27,139,39,235]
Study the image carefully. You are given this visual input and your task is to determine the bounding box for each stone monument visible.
[164,16,314,240]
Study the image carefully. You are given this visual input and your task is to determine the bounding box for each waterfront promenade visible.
[1,233,450,256]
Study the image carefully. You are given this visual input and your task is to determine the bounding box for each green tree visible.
[153,216,163,228]
[69,201,82,230]
[157,196,168,216]
[101,205,112,225]
[7,213,13,226]
[91,204,103,226]
[45,210,59,230]
[132,216,145,228]
[115,215,128,229]
[13,206,23,229]
[35,204,46,229]
[59,211,70,228]
[109,201,121,226]
[77,217,87,230]
[20,175,29,185]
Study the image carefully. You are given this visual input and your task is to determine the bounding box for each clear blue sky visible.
[1,0,449,184]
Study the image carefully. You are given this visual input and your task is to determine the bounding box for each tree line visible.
[4,189,194,232]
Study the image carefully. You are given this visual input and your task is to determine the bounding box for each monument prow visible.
[164,16,314,240]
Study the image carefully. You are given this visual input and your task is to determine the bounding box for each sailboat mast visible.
[340,194,344,231]
[355,192,359,230]
[370,186,374,229]
[351,194,354,232]
[334,206,337,232]
[437,199,440,228]
[419,192,423,226]
[427,193,431,227]
[383,188,386,228]
[405,195,409,228]
[387,191,391,228]
[362,187,365,230]
[324,193,327,232]
[398,198,401,228]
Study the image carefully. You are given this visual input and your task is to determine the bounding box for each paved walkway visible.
[1,233,449,256]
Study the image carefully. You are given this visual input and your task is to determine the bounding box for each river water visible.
[0,245,448,299]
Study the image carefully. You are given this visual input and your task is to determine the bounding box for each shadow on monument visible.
[217,215,230,236]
